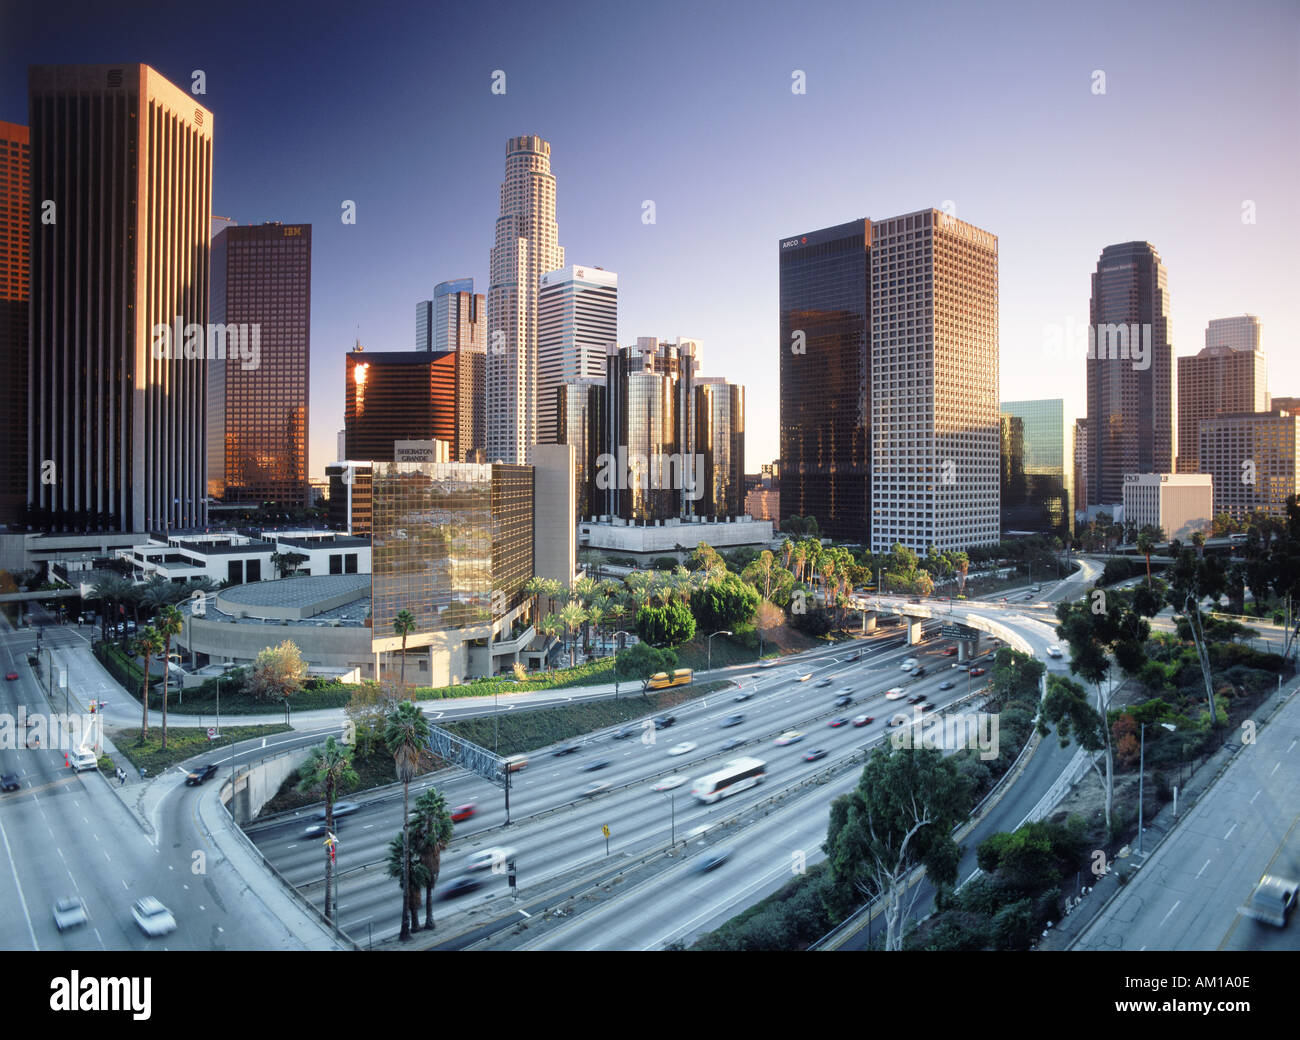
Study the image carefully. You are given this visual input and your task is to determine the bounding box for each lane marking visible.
[1195,860,1210,878]
[1158,900,1181,928]
[1223,823,1236,840]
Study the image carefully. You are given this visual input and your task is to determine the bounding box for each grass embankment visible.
[108,724,291,777]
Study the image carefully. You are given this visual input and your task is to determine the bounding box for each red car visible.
[827,717,849,728]
[4,672,17,681]
[969,667,987,677]
[942,647,957,656]
[450,803,477,822]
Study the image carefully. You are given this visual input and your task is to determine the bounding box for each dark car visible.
[909,666,926,677]
[907,694,927,705]
[720,737,745,752]
[814,678,833,688]
[693,850,732,874]
[581,760,612,772]
[552,744,581,757]
[184,763,218,786]
[612,727,637,740]
[827,717,848,728]
[834,695,853,708]
[733,689,754,702]
[653,715,677,730]
[803,748,829,762]
[720,715,745,728]
[0,773,19,792]
[920,702,938,712]
[440,876,483,900]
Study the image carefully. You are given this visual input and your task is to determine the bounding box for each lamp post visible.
[707,630,732,676]
[661,790,676,848]
[611,630,632,698]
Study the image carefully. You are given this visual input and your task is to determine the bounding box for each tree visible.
[411,789,454,929]
[385,700,430,939]
[246,639,307,702]
[1136,532,1154,588]
[635,600,696,647]
[386,834,429,937]
[615,642,678,695]
[558,600,587,668]
[393,608,417,695]
[690,571,759,632]
[952,551,970,595]
[297,736,358,925]
[155,604,183,750]
[132,626,163,741]
[1038,673,1117,830]
[755,598,784,657]
[824,746,972,951]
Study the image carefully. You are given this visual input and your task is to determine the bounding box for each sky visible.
[3,0,1297,478]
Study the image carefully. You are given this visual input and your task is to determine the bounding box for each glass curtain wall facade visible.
[557,379,605,518]
[694,379,745,517]
[999,398,1073,535]
[778,220,870,542]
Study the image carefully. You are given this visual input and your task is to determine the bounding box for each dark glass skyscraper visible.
[1086,241,1174,509]
[1000,398,1073,535]
[28,64,213,532]
[778,220,869,542]
[208,222,311,508]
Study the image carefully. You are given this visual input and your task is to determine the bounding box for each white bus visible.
[691,757,767,804]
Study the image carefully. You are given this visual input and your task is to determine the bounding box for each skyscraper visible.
[416,278,481,353]
[694,377,746,517]
[208,222,311,508]
[1073,417,1088,523]
[778,220,870,542]
[0,121,29,526]
[487,135,564,464]
[1176,324,1267,473]
[537,265,616,443]
[1085,241,1174,511]
[999,399,1073,535]
[1198,412,1298,521]
[28,64,213,531]
[869,210,999,553]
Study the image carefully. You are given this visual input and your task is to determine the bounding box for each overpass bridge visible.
[847,595,1043,662]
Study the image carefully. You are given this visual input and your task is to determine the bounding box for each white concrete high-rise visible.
[487,135,564,463]
[537,265,616,443]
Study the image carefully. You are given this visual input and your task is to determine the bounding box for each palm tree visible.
[558,600,587,668]
[92,573,132,646]
[780,538,794,572]
[133,626,163,740]
[386,834,430,935]
[155,605,183,750]
[573,576,599,605]
[411,789,454,929]
[585,599,606,656]
[792,541,807,584]
[384,700,430,940]
[393,608,417,696]
[297,736,358,925]
[1136,532,1154,588]
[539,613,560,670]
[524,576,548,623]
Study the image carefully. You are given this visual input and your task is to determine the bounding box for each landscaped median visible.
[109,724,291,777]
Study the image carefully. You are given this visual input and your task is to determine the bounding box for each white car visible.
[652,775,690,791]
[900,659,918,670]
[1046,645,1063,658]
[131,897,176,937]
[466,846,517,872]
[884,688,906,700]
[667,742,697,756]
[774,730,805,746]
[52,896,88,932]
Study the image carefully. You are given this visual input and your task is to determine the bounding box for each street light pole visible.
[662,790,676,848]
[707,630,732,676]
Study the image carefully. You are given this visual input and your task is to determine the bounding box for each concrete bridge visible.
[847,595,1039,662]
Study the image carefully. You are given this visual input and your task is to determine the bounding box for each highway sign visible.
[601,824,610,838]
[207,727,217,740]
[940,623,978,640]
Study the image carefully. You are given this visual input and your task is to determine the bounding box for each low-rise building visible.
[1121,473,1212,539]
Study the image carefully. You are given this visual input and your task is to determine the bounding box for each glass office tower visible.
[1000,398,1073,535]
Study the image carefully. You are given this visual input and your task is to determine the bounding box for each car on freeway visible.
[694,850,732,873]
[303,820,338,838]
[652,775,690,792]
[1046,645,1063,658]
[667,742,697,756]
[5,671,17,681]
[939,680,955,690]
[612,726,636,740]
[884,688,906,700]
[900,658,918,670]
[851,714,874,727]
[815,678,833,688]
[887,715,910,727]
[466,847,516,872]
[552,744,581,756]
[803,748,829,762]
[774,730,805,746]
[720,737,745,752]
[920,702,938,712]
[653,715,677,730]
[827,717,849,728]
[581,760,612,772]
[1023,593,1034,600]
[942,647,957,656]
[450,802,477,822]
[836,687,854,696]
[907,694,927,705]
[1,773,19,792]
[1238,874,1298,927]
[969,667,987,677]
[316,801,359,820]
[720,714,745,728]
[834,694,853,708]
[733,689,754,702]
[440,876,483,900]
[184,763,219,786]
[53,897,88,932]
[581,781,610,797]
[910,666,926,677]
[760,660,777,669]
[131,897,176,937]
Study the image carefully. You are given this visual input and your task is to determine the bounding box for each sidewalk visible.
[1040,669,1300,950]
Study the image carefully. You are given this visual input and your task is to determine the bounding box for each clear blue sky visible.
[4,0,1297,477]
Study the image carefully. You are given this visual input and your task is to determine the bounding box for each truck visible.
[1237,874,1298,927]
[69,749,98,772]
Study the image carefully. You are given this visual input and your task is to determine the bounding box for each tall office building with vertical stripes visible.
[0,121,30,526]
[487,135,564,464]
[28,64,213,531]
[538,265,616,443]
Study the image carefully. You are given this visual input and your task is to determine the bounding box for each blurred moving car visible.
[581,760,612,772]
[969,667,987,677]
[720,737,745,752]
[1238,874,1298,927]
[131,897,176,937]
[884,688,906,700]
[939,680,955,690]
[184,763,218,786]
[653,715,677,730]
[466,847,516,872]
[803,748,829,762]
[720,715,745,728]
[733,689,754,702]
[5,671,18,681]
[834,694,853,707]
[316,801,359,820]
[693,850,732,873]
[1046,645,1063,658]
[900,659,918,671]
[1,773,19,792]
[907,694,927,705]
[827,717,848,728]
[851,714,874,727]
[774,731,805,746]
[652,775,690,792]
[581,781,610,797]
[667,742,697,756]
[552,745,581,756]
[440,876,483,900]
[942,647,957,656]
[814,678,833,688]
[450,802,477,822]
[53,897,88,932]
